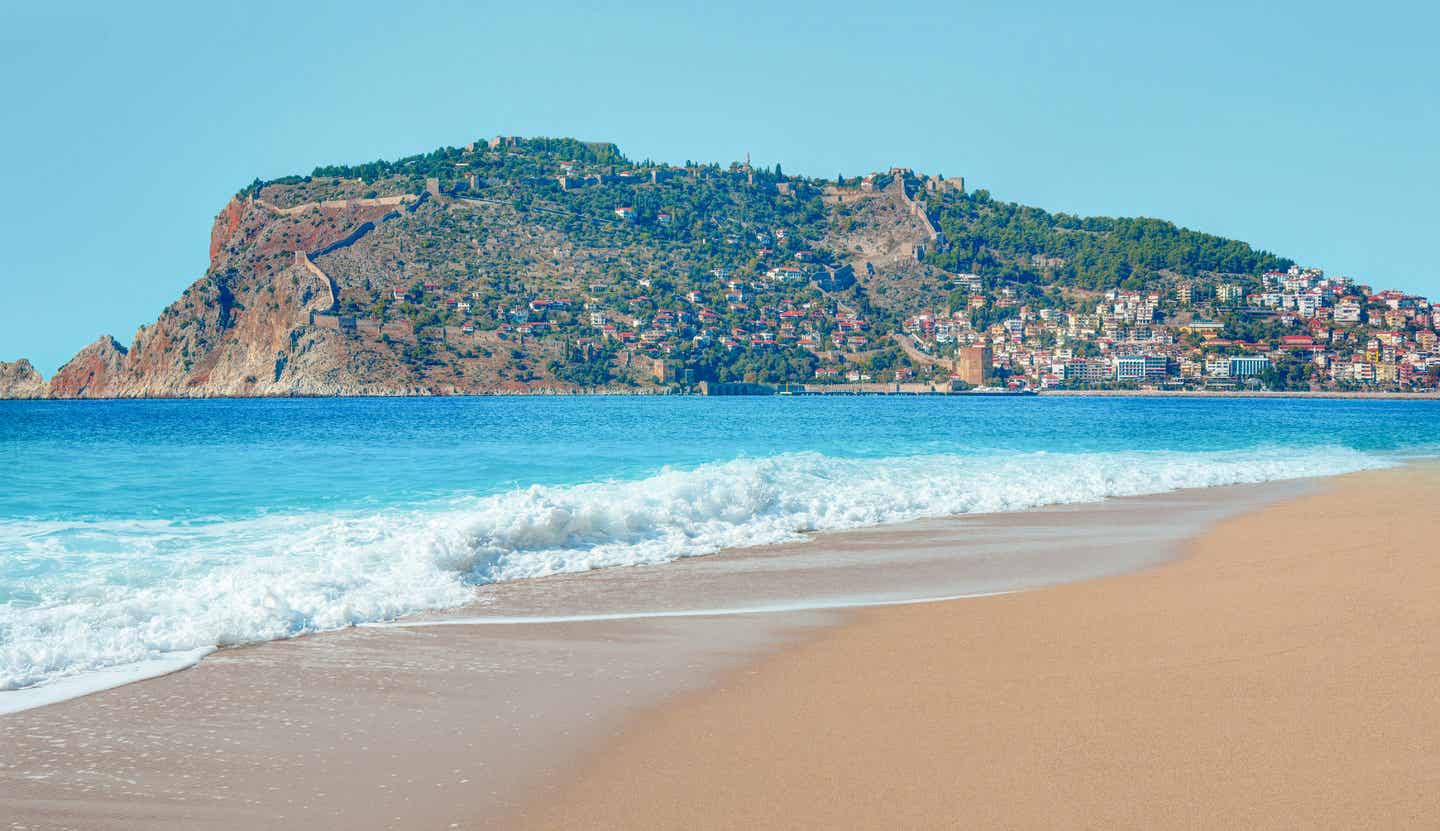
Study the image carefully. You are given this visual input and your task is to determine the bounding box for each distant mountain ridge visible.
[14,134,1419,399]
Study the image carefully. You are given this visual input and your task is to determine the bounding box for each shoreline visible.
[1037,388,1440,399]
[0,476,1303,718]
[4,388,1438,401]
[0,477,1299,829]
[514,463,1440,830]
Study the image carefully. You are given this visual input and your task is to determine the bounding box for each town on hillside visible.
[291,138,1436,394]
[393,258,1440,394]
[899,266,1440,393]
[19,136,1438,398]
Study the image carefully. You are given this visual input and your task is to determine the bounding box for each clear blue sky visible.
[2,1,1436,375]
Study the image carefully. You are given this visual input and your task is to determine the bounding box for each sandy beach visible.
[3,467,1435,830]
[515,464,1440,830]
[0,480,1290,830]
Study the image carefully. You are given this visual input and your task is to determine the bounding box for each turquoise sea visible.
[1,396,1437,695]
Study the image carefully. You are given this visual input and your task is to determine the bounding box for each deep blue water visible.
[1,395,1437,692]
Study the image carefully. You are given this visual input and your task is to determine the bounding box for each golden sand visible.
[515,466,1440,829]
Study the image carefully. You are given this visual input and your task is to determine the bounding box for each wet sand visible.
[515,464,1440,830]
[0,482,1285,829]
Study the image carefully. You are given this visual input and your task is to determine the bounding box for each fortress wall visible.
[308,221,376,259]
[294,251,338,311]
[258,194,415,216]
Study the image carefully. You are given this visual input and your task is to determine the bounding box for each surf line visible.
[364,589,1017,628]
[0,647,216,717]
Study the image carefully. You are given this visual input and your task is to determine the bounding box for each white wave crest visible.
[0,446,1389,694]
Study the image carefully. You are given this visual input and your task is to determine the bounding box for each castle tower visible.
[955,346,992,386]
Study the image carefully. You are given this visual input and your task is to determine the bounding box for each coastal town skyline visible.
[4,142,1435,399]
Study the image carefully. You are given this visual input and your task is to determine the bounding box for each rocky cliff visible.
[33,195,430,398]
[0,359,47,399]
[45,336,128,398]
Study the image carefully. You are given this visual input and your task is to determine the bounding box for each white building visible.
[1115,355,1169,381]
[1229,356,1272,377]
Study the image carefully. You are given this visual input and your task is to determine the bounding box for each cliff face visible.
[209,195,246,264]
[0,359,47,399]
[46,336,129,398]
[34,195,424,399]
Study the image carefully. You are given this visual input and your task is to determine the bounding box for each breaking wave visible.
[0,446,1392,695]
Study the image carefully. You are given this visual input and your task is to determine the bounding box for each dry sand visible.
[514,465,1440,830]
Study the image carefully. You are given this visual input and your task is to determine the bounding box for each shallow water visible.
[1,396,1436,695]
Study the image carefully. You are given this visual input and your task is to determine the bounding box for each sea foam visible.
[0,446,1390,697]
